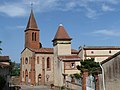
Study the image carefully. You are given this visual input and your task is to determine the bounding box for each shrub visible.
[73,73,81,79]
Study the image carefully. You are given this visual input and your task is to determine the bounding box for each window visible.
[47,57,51,70]
[109,50,111,54]
[91,51,94,54]
[35,33,36,41]
[37,56,39,64]
[20,58,22,64]
[38,74,41,79]
[23,71,24,78]
[71,62,75,69]
[32,32,34,41]
[25,57,28,64]
[29,72,31,79]
[32,32,37,41]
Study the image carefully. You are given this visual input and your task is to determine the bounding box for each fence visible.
[65,81,82,90]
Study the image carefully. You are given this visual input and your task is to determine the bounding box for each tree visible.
[10,61,20,76]
[77,58,101,75]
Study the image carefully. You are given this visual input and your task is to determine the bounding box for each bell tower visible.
[52,24,72,55]
[52,24,72,86]
[24,9,41,49]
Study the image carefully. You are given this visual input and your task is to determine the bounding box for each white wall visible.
[21,48,33,82]
[79,49,120,62]
[35,54,54,84]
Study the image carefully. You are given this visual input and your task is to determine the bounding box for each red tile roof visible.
[31,48,78,54]
[0,56,10,67]
[80,46,120,50]
[52,24,72,41]
[71,49,79,54]
[0,56,9,62]
[32,48,53,54]
[26,9,38,30]
[58,55,81,61]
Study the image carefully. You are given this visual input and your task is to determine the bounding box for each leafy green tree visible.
[77,58,101,75]
[10,61,20,76]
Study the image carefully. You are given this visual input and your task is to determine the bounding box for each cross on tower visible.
[31,2,33,10]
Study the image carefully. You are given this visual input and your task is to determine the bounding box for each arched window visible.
[29,72,31,79]
[35,32,36,41]
[71,62,75,69]
[23,71,24,78]
[47,57,51,70]
[37,56,39,64]
[38,74,41,78]
[25,57,28,64]
[32,32,34,41]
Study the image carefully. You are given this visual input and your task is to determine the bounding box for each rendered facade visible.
[79,46,120,62]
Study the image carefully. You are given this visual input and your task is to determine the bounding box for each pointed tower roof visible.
[26,9,38,30]
[52,24,72,42]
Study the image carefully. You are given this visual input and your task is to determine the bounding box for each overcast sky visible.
[1,0,120,62]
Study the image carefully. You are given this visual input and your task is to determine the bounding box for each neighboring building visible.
[20,9,80,86]
[0,56,10,78]
[79,46,120,62]
[99,51,120,90]
[0,56,10,89]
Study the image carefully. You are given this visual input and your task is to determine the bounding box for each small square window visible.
[91,51,94,54]
[109,51,111,54]
[71,63,75,69]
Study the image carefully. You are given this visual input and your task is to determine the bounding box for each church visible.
[20,9,80,86]
[20,9,120,87]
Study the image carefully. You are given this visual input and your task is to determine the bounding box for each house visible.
[0,56,10,78]
[0,56,10,90]
[79,46,120,62]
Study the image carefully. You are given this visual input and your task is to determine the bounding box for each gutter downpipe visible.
[99,62,105,90]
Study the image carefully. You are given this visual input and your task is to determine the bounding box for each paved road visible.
[20,85,52,90]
